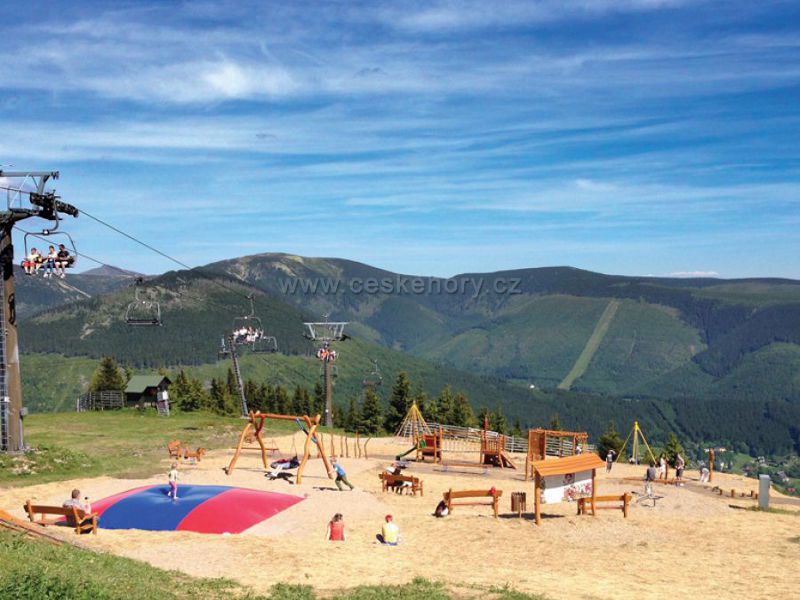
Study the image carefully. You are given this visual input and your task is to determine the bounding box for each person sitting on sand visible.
[378,514,400,545]
[699,465,710,483]
[434,499,449,518]
[62,489,93,530]
[326,513,345,541]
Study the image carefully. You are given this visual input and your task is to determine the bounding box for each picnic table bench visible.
[23,500,98,535]
[443,488,502,518]
[379,472,424,496]
[577,493,630,518]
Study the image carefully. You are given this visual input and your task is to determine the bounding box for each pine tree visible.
[662,432,685,467]
[598,422,624,459]
[182,377,206,412]
[511,418,524,438]
[477,406,491,429]
[313,382,325,416]
[490,407,507,434]
[384,372,411,432]
[450,392,476,427]
[345,396,360,432]
[171,370,192,409]
[360,388,384,435]
[434,385,454,425]
[291,385,306,415]
[226,368,238,396]
[89,357,126,392]
[413,386,428,419]
[274,385,290,414]
[548,413,562,431]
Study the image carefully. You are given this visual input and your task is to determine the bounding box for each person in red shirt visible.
[326,513,345,541]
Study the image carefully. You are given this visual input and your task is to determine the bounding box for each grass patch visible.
[746,506,799,516]
[0,531,543,600]
[0,410,297,487]
[0,530,252,600]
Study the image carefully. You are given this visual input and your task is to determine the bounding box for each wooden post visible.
[534,472,541,525]
[225,420,253,475]
[591,468,597,516]
[708,448,715,483]
[623,493,630,518]
[731,489,735,498]
[364,438,370,459]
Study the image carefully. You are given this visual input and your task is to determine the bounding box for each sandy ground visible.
[3,433,799,600]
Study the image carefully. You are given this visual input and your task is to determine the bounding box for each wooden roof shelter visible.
[530,453,605,525]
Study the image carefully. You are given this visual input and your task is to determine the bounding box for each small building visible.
[125,375,171,408]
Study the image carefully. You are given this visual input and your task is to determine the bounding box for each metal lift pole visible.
[228,333,249,418]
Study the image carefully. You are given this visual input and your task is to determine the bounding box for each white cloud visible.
[668,271,720,278]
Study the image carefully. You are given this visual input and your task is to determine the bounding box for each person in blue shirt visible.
[331,457,354,491]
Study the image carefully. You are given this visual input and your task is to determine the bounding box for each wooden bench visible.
[443,488,502,518]
[23,500,98,535]
[379,472,424,496]
[577,493,630,519]
[183,447,206,463]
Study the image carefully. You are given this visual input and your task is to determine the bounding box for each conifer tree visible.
[313,382,325,416]
[344,396,360,432]
[598,422,624,459]
[450,392,476,427]
[360,388,384,435]
[490,407,507,434]
[434,385,454,425]
[384,372,411,432]
[89,357,126,392]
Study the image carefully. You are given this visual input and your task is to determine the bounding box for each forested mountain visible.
[199,254,800,402]
[15,255,800,455]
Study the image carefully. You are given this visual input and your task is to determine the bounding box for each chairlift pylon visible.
[125,278,162,327]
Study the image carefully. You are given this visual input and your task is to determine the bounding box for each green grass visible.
[0,530,254,600]
[0,411,277,487]
[20,354,98,412]
[0,531,544,600]
[746,506,800,516]
[558,299,620,390]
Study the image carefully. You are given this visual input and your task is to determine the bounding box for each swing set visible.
[225,412,334,484]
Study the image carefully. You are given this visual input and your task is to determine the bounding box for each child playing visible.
[168,462,179,499]
[326,513,345,541]
[379,514,400,545]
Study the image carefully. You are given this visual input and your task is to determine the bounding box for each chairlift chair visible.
[21,230,78,276]
[362,360,383,388]
[125,282,162,327]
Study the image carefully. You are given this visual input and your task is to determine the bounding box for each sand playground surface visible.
[3,433,799,600]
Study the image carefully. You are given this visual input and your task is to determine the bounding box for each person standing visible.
[332,457,354,491]
[675,454,685,486]
[644,461,658,497]
[605,449,616,473]
[168,462,179,499]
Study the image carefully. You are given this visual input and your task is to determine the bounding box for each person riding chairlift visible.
[55,243,73,278]
[43,245,57,279]
[23,247,42,275]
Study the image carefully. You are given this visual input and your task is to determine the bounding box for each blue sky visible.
[1,0,799,278]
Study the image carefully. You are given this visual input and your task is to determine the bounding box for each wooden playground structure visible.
[529,453,606,525]
[524,428,588,481]
[395,402,520,470]
[479,431,517,469]
[225,411,334,484]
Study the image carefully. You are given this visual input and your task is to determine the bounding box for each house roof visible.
[530,453,605,478]
[125,375,170,394]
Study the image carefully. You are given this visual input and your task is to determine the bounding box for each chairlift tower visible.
[303,317,348,428]
[0,170,79,452]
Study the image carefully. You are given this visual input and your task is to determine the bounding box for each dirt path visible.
[2,435,798,600]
